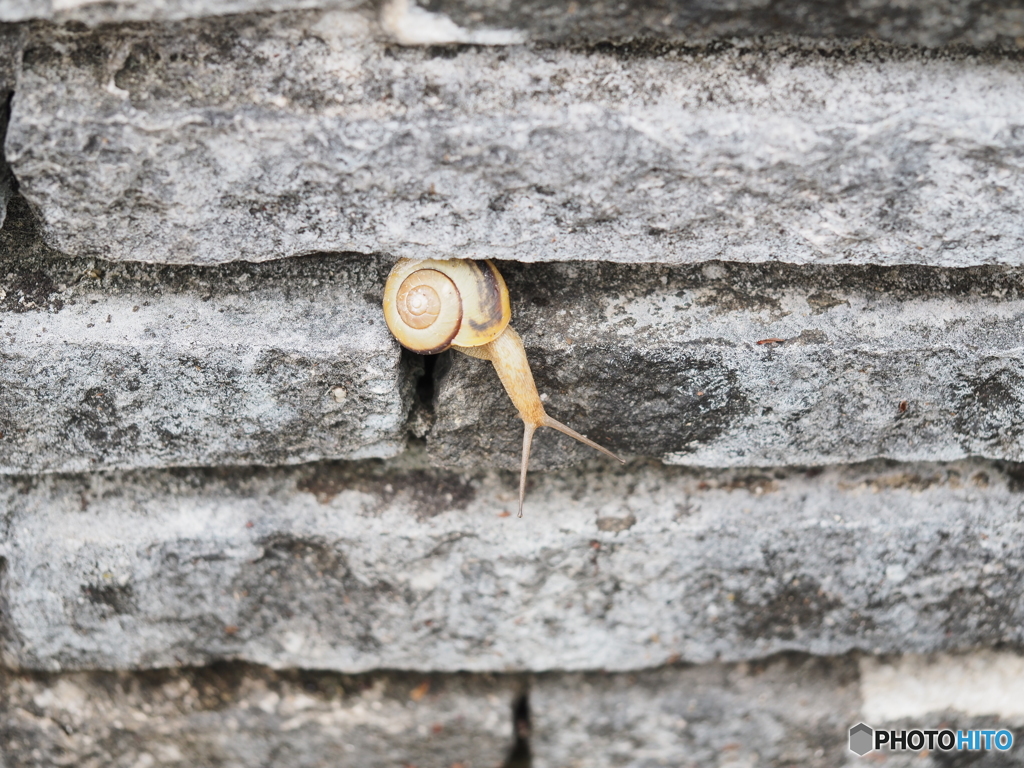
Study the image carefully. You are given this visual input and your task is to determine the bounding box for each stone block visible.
[428,260,1024,469]
[2,455,1023,672]
[6,650,1022,767]
[0,664,520,767]
[8,15,1024,268]
[531,656,862,768]
[7,241,1024,474]
[0,201,409,474]
[5,0,1022,48]
[860,651,1024,723]
[532,652,1024,768]
[401,0,1024,49]
[0,0,367,23]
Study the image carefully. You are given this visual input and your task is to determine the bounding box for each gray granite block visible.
[0,664,521,768]
[8,229,1024,473]
[4,0,1022,49]
[532,656,862,768]
[532,652,1024,768]
[0,0,368,23]
[0,201,409,474]
[396,0,1024,49]
[8,15,1024,267]
[1,455,1022,672]
[428,260,1024,469]
[5,650,1022,767]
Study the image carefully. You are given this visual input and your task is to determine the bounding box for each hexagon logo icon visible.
[849,723,874,756]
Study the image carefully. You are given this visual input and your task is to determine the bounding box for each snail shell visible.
[383,258,511,355]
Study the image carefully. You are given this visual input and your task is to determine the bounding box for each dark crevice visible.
[404,349,452,440]
[0,90,17,231]
[401,349,432,439]
[503,691,532,768]
[415,351,438,407]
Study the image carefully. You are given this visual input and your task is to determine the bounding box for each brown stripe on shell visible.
[465,260,505,333]
[450,259,510,348]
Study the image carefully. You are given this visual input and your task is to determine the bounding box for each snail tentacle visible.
[520,423,537,519]
[458,324,623,517]
[542,415,622,463]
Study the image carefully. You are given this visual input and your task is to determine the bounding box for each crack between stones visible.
[404,347,452,441]
[503,690,533,768]
[0,89,17,231]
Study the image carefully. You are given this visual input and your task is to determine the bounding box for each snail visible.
[383,258,623,516]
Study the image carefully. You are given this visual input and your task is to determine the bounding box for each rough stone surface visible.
[0,0,367,23]
[0,25,22,78]
[412,0,1024,49]
[532,655,862,768]
[0,199,409,474]
[4,652,1024,768]
[533,652,1024,768]
[4,0,1022,48]
[9,16,1024,267]
[9,234,1024,474]
[0,664,521,767]
[429,260,1024,469]
[860,650,1024,723]
[4,2,1024,760]
[2,454,1024,672]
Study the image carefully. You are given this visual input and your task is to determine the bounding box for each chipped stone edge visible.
[379,0,526,45]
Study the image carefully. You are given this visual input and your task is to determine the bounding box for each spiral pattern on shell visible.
[383,258,512,354]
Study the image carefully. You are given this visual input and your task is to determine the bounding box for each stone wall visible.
[3,1,1024,766]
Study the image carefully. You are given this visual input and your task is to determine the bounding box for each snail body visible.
[383,257,623,516]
